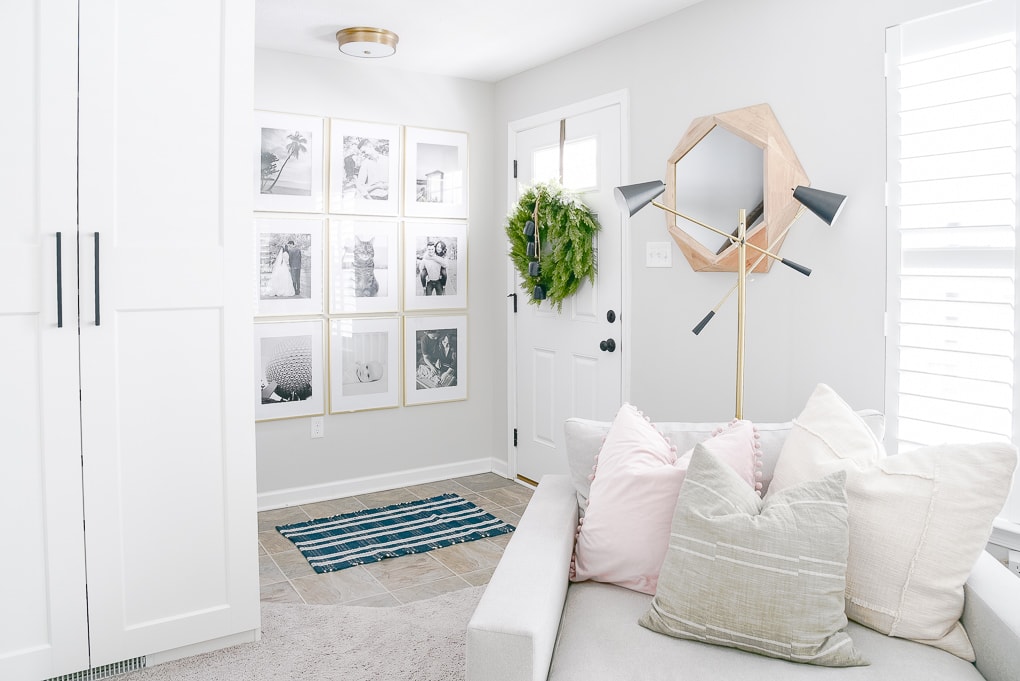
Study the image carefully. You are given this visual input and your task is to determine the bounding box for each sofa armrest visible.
[467,475,578,681]
[962,550,1020,681]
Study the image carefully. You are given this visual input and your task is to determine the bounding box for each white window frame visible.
[885,0,1020,531]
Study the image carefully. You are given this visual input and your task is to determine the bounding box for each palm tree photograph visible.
[260,127,312,196]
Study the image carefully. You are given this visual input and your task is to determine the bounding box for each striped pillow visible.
[639,445,867,667]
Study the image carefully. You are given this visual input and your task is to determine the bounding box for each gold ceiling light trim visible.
[335,27,399,59]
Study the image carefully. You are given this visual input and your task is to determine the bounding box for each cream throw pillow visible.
[769,383,1018,660]
[640,445,865,667]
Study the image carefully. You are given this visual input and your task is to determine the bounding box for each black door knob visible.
[599,338,616,352]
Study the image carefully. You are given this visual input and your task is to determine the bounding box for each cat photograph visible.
[351,235,380,298]
[330,220,399,314]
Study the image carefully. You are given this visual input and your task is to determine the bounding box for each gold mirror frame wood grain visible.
[664,103,809,272]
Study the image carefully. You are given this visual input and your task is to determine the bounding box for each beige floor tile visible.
[461,567,495,587]
[485,533,513,549]
[257,542,266,557]
[458,492,494,508]
[320,566,388,603]
[289,574,345,605]
[259,580,303,604]
[345,592,402,607]
[405,479,472,499]
[259,554,287,587]
[258,529,297,555]
[389,575,473,604]
[487,506,522,526]
[356,488,419,509]
[430,539,505,575]
[257,506,310,533]
[362,553,455,591]
[300,496,365,519]
[454,473,516,492]
[480,484,534,508]
[269,549,318,579]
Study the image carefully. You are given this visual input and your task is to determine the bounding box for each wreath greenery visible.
[505,181,600,310]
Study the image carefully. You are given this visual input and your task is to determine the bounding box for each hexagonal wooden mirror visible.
[664,103,809,272]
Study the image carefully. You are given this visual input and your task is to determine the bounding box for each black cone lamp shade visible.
[614,180,667,217]
[793,186,847,225]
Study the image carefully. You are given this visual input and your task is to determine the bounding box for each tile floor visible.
[257,473,534,607]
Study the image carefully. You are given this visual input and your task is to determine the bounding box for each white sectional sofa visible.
[466,414,1020,681]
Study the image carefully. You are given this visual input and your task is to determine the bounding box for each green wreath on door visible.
[505,181,600,311]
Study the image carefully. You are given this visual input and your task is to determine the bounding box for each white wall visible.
[254,50,501,507]
[492,0,980,423]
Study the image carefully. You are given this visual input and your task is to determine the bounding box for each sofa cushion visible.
[548,581,987,681]
[639,445,865,667]
[563,410,885,510]
[769,383,1018,661]
[570,406,760,595]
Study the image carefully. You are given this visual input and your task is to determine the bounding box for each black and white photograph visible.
[254,320,325,421]
[329,119,400,216]
[328,219,399,314]
[254,111,324,212]
[403,222,468,311]
[256,217,323,316]
[403,127,468,219]
[404,315,467,406]
[329,317,400,413]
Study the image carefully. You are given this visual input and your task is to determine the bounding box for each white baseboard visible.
[257,458,508,511]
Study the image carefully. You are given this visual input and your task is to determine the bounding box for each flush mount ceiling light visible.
[335,27,399,58]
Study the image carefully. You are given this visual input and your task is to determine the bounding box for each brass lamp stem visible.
[736,209,746,420]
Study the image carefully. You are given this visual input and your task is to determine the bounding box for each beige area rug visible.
[119,586,485,681]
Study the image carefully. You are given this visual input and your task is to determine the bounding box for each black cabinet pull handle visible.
[94,232,101,326]
[56,232,63,328]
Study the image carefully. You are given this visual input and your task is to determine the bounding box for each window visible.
[886,0,1018,523]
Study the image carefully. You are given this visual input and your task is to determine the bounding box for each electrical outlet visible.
[310,416,324,439]
[1009,551,1020,578]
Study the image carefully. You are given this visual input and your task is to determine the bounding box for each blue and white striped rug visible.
[277,493,516,573]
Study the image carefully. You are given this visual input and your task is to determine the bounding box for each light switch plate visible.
[310,416,324,439]
[646,241,672,268]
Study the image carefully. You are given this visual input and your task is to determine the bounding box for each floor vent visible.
[46,657,146,681]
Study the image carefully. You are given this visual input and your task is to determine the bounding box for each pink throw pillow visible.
[570,405,761,595]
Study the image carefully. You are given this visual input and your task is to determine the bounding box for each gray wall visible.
[254,50,502,507]
[493,0,977,422]
[255,0,979,505]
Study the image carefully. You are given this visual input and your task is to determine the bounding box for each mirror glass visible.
[673,126,763,254]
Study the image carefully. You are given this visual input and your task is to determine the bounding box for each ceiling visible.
[254,0,706,83]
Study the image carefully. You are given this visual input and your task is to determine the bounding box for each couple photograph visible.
[260,232,312,300]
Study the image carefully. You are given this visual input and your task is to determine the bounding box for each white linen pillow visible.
[769,383,1018,660]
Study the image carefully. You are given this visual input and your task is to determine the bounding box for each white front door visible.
[509,94,626,484]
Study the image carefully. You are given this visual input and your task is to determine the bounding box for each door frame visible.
[505,89,632,479]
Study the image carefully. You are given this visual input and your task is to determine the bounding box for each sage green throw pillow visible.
[639,445,867,667]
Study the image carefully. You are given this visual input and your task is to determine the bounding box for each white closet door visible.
[77,0,259,665]
[0,2,89,680]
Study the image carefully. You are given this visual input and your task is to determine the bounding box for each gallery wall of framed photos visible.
[254,110,470,421]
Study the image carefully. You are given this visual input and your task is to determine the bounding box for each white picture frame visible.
[328,219,399,314]
[403,127,468,219]
[254,319,325,421]
[404,315,467,406]
[403,221,468,311]
[328,119,401,216]
[256,217,324,316]
[255,111,325,213]
[329,317,400,413]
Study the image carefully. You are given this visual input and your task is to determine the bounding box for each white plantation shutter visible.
[886,0,1019,522]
